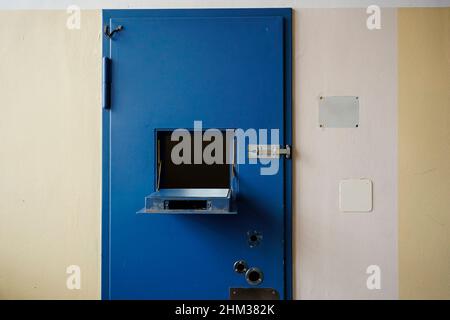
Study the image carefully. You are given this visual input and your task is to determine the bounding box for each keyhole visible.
[233,260,248,274]
[247,231,262,247]
[245,267,263,285]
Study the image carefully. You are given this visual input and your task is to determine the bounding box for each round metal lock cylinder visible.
[245,267,263,285]
[247,231,262,248]
[233,260,248,274]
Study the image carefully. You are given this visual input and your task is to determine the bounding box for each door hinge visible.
[102,57,111,110]
[248,145,291,159]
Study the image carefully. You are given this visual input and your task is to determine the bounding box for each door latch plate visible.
[229,288,280,300]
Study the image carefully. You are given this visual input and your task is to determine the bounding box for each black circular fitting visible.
[247,231,262,248]
[233,260,248,274]
[245,267,263,285]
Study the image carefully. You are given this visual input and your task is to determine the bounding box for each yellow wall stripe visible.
[398,8,450,299]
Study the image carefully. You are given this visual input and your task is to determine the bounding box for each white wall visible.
[296,9,398,299]
[1,0,448,9]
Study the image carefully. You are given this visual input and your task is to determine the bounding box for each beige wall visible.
[0,11,101,299]
[398,8,450,300]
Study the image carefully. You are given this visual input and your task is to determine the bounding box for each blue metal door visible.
[102,9,292,300]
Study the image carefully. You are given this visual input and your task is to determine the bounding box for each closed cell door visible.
[102,9,292,300]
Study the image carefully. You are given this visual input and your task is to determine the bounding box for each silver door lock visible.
[248,145,291,159]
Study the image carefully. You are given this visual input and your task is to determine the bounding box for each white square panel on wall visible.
[339,179,373,212]
[319,96,359,128]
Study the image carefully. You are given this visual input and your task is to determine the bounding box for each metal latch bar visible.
[248,145,291,159]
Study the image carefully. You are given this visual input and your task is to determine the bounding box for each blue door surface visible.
[102,9,292,300]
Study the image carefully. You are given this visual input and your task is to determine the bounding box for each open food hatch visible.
[138,130,237,214]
